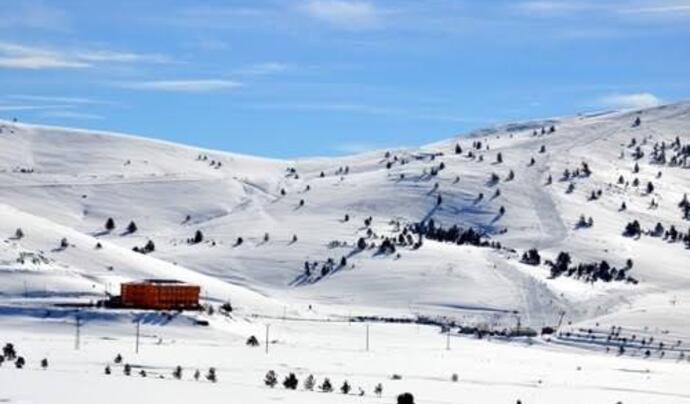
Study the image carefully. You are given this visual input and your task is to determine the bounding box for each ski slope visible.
[0,102,689,403]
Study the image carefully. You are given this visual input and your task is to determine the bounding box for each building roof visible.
[122,279,199,287]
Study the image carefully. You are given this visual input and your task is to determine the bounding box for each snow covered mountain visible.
[0,101,689,334]
[2,102,690,404]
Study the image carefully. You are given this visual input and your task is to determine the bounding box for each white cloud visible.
[301,0,382,29]
[0,1,70,32]
[7,95,108,105]
[41,110,104,120]
[0,103,72,112]
[241,101,472,122]
[0,42,172,70]
[0,43,90,69]
[76,50,172,64]
[598,92,663,109]
[237,62,289,76]
[515,1,593,15]
[120,79,242,92]
[516,0,690,18]
[619,1,690,15]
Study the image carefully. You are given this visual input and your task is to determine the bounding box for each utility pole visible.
[135,319,141,354]
[74,315,81,350]
[557,310,566,330]
[446,329,451,351]
[365,324,370,352]
[265,324,270,354]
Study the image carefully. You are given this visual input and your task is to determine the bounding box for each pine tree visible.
[626,258,634,269]
[192,230,203,244]
[127,221,137,234]
[3,343,16,360]
[521,248,541,266]
[14,228,24,239]
[340,380,351,394]
[496,152,503,163]
[105,217,115,231]
[374,383,383,397]
[265,370,278,387]
[283,373,299,390]
[320,378,333,392]
[173,366,183,379]
[206,367,217,383]
[246,335,259,346]
[14,357,25,369]
[397,392,415,404]
[303,374,315,391]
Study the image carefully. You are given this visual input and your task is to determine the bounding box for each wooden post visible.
[265,324,270,354]
[135,319,141,354]
[557,311,566,330]
[366,324,370,352]
[74,315,81,350]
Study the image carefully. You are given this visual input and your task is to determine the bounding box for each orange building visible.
[120,279,200,310]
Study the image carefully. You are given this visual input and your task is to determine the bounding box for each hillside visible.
[1,102,690,404]
[0,102,689,333]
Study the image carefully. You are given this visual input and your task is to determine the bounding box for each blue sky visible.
[1,0,689,157]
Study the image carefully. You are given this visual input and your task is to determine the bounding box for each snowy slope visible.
[1,103,690,404]
[0,102,688,333]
